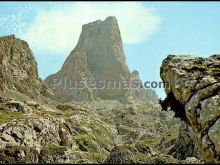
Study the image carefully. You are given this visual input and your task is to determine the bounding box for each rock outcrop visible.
[160,54,220,163]
[0,35,52,99]
[45,16,157,103]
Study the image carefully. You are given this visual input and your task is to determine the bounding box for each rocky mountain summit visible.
[160,54,220,163]
[45,16,157,103]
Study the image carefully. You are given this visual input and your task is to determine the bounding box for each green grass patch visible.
[0,111,23,123]
[73,134,97,152]
[40,144,66,155]
[162,124,180,144]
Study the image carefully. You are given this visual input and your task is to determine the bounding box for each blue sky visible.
[0,2,220,98]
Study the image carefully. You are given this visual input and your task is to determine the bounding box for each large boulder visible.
[160,54,220,163]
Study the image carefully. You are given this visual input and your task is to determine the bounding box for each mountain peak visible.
[105,16,118,23]
[82,16,118,31]
[45,16,157,103]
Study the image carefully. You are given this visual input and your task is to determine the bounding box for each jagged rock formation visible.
[45,16,157,103]
[0,35,52,99]
[160,54,220,163]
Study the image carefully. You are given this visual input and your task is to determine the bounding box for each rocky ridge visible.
[0,35,53,100]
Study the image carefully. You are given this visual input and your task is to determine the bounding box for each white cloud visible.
[22,2,161,55]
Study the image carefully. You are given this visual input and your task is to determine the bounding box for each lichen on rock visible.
[160,54,220,163]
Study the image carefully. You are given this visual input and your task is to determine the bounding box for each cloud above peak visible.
[21,2,161,55]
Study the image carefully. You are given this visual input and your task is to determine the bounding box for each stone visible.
[5,100,32,113]
[184,157,202,164]
[104,145,136,164]
[160,54,220,163]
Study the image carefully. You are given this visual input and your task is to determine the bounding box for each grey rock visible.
[160,54,220,163]
[44,17,158,103]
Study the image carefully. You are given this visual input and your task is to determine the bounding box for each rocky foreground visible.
[160,55,220,163]
[0,94,201,163]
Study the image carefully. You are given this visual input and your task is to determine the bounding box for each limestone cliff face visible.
[160,54,220,163]
[45,16,157,102]
[44,52,98,102]
[0,35,51,98]
[74,16,130,82]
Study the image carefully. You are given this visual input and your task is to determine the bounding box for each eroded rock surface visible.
[0,97,116,163]
[160,54,220,163]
